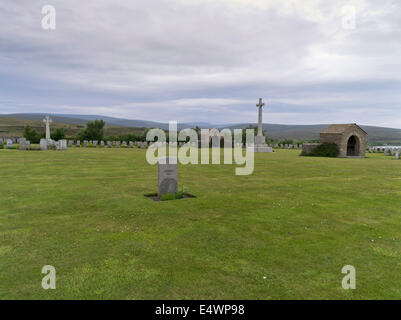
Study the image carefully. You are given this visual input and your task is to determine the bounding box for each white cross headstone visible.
[43,116,53,140]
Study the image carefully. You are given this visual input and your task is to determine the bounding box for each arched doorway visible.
[347,135,360,156]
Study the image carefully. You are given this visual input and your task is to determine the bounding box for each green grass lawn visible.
[0,148,400,299]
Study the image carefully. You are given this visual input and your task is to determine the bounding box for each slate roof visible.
[321,123,367,135]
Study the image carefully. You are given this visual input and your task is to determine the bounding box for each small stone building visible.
[303,123,367,158]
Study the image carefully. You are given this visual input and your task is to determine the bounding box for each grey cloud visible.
[0,0,400,127]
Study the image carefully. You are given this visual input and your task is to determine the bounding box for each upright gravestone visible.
[158,157,178,199]
[93,141,98,147]
[116,141,120,148]
[68,140,73,147]
[100,141,105,147]
[6,139,13,148]
[107,141,112,148]
[60,139,67,150]
[40,138,47,150]
[129,141,134,148]
[84,140,88,147]
[19,138,27,150]
[0,138,3,145]
[76,140,80,147]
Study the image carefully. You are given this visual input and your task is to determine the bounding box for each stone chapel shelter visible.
[303,123,367,158]
[320,124,367,157]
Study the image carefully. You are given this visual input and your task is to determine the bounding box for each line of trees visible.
[77,120,105,141]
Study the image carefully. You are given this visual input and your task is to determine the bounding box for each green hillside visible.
[0,116,144,138]
[1,114,401,145]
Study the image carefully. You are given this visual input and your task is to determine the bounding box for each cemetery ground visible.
[1,148,401,300]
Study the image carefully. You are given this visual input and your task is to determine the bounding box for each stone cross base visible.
[252,135,273,153]
[254,145,273,153]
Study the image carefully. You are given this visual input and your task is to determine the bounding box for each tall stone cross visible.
[43,116,53,140]
[256,98,265,137]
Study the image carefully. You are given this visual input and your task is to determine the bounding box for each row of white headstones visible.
[369,147,401,159]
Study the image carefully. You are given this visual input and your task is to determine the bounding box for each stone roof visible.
[320,123,367,135]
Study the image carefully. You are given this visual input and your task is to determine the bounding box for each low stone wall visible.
[301,143,321,155]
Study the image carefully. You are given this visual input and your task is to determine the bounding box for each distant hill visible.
[0,116,143,138]
[1,113,401,145]
[2,113,163,128]
[226,123,401,145]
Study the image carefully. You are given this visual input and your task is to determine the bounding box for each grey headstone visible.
[100,141,105,147]
[19,138,27,150]
[158,157,178,198]
[59,139,67,150]
[40,138,47,150]
[76,140,81,147]
[6,139,13,148]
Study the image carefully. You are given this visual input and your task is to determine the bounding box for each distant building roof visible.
[321,123,367,135]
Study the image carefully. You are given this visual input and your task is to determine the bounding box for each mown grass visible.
[0,148,400,299]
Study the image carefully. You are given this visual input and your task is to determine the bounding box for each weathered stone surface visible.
[43,116,52,140]
[254,145,273,153]
[100,141,105,147]
[6,139,13,148]
[254,135,266,145]
[76,140,80,147]
[59,139,67,150]
[158,157,178,198]
[301,143,320,155]
[320,124,367,158]
[19,138,27,150]
[253,98,272,153]
[40,138,47,150]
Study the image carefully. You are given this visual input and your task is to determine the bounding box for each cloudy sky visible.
[0,0,400,127]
